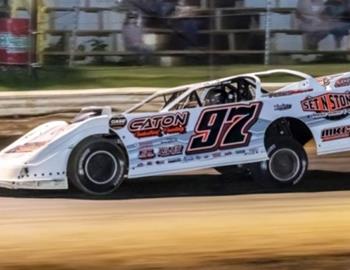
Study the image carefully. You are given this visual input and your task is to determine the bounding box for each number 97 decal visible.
[186,102,262,154]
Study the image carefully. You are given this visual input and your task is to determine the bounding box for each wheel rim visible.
[269,148,300,183]
[84,150,118,185]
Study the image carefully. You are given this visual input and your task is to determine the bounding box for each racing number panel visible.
[186,102,262,154]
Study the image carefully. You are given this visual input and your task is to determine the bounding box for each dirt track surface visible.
[0,170,349,270]
[1,138,350,269]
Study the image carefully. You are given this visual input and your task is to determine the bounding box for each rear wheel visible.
[248,137,308,188]
[68,136,126,196]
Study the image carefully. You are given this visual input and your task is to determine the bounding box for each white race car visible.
[0,69,349,195]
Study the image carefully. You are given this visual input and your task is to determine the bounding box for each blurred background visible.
[2,0,350,69]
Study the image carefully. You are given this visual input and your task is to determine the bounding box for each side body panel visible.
[116,102,269,179]
[308,74,350,155]
[116,74,350,179]
[259,73,350,156]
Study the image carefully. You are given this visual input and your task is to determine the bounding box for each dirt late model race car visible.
[0,69,350,195]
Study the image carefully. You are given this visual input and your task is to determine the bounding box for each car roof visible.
[126,69,313,113]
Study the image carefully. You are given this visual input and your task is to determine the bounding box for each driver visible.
[205,87,228,105]
[236,79,254,102]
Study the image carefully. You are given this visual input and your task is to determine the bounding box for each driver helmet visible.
[205,88,227,105]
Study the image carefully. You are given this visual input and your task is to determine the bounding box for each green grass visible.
[0,64,349,91]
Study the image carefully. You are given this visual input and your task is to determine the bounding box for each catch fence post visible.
[69,6,79,67]
[264,0,272,65]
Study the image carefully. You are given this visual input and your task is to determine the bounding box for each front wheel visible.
[67,136,127,196]
[248,137,308,188]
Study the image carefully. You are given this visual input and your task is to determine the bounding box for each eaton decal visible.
[301,93,350,113]
[128,112,189,138]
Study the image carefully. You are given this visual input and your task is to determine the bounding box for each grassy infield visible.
[0,64,349,91]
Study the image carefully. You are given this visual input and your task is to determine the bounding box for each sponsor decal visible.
[301,93,350,113]
[6,125,71,154]
[139,144,184,160]
[268,89,313,98]
[335,77,350,88]
[321,125,350,142]
[109,116,127,129]
[274,104,292,111]
[212,152,222,158]
[235,148,260,156]
[0,33,29,52]
[308,111,349,120]
[136,147,261,169]
[160,138,177,145]
[184,156,194,161]
[158,145,184,157]
[139,148,155,160]
[128,112,189,138]
[168,158,182,163]
[6,142,47,154]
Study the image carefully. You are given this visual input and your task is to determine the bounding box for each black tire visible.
[67,136,127,196]
[248,137,308,188]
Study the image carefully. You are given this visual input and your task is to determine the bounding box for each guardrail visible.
[0,83,285,137]
[0,88,158,117]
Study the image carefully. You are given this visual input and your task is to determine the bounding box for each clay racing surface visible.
[0,139,350,269]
